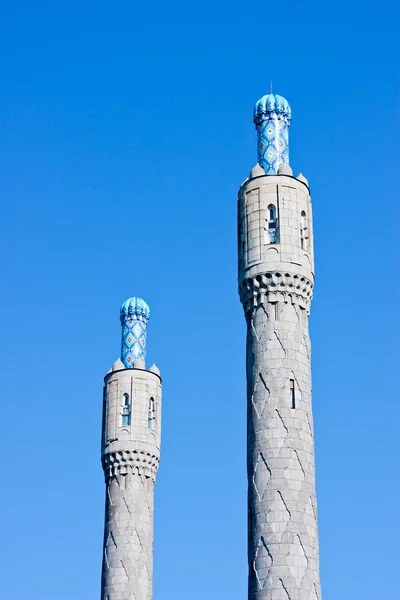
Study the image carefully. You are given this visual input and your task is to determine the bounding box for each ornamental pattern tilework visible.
[253,94,291,175]
[120,297,150,368]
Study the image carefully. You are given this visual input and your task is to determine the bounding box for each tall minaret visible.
[238,94,322,599]
[100,297,162,600]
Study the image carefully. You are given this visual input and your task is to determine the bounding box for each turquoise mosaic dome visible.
[120,297,150,368]
[120,297,150,323]
[253,94,292,175]
[253,94,292,124]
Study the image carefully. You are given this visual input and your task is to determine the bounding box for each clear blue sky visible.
[0,1,399,598]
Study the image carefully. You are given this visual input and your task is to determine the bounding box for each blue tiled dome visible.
[253,92,292,174]
[254,94,292,125]
[120,297,150,368]
[120,297,150,324]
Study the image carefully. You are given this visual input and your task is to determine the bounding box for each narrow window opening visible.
[290,379,295,409]
[248,507,253,540]
[148,397,155,429]
[238,220,245,258]
[274,303,279,320]
[265,204,279,244]
[101,386,107,444]
[268,205,276,222]
[300,211,308,251]
[121,393,131,426]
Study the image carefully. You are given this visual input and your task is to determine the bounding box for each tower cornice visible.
[239,272,314,316]
[102,449,160,482]
[104,366,162,383]
[239,172,311,195]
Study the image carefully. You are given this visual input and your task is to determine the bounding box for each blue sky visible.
[0,1,399,598]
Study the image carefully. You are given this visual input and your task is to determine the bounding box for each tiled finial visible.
[120,297,150,368]
[253,94,291,175]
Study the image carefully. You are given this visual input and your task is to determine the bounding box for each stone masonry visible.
[100,354,162,600]
[238,157,322,599]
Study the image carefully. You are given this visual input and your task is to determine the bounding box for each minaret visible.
[100,297,162,600]
[238,94,322,599]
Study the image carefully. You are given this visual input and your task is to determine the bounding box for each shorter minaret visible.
[100,297,162,600]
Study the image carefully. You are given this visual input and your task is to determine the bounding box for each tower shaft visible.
[239,171,321,599]
[102,458,155,600]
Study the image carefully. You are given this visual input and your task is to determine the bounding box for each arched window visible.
[268,205,276,222]
[148,397,155,429]
[238,219,245,259]
[300,211,308,251]
[248,507,253,541]
[121,393,131,426]
[265,204,279,244]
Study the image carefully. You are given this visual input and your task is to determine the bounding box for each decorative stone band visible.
[102,450,160,482]
[239,272,313,316]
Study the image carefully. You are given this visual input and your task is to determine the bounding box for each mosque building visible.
[99,92,321,600]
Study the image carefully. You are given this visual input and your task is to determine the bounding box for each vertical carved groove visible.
[280,578,290,599]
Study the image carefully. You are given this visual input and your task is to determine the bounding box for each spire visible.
[253,93,291,175]
[120,296,150,368]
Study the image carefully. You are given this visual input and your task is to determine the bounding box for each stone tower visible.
[238,94,321,599]
[100,296,162,600]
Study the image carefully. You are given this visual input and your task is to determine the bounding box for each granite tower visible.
[238,94,321,599]
[100,297,162,600]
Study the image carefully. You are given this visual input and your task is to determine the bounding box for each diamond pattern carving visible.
[251,373,270,419]
[120,559,129,582]
[116,495,132,522]
[104,531,117,569]
[128,527,143,552]
[253,537,273,590]
[269,409,288,449]
[279,578,290,599]
[311,583,320,600]
[284,449,305,492]
[253,452,272,501]
[301,412,313,442]
[256,318,271,346]
[304,496,317,539]
[267,491,291,542]
[138,563,150,591]
[107,477,120,507]
[289,535,308,583]
[140,498,152,524]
